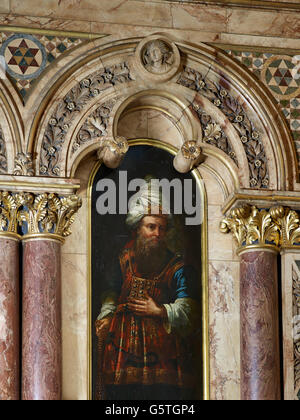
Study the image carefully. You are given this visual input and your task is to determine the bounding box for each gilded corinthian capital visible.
[220,204,300,250]
[0,192,25,236]
[270,206,300,247]
[220,205,280,250]
[18,193,82,240]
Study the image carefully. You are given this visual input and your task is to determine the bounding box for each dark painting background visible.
[91,145,203,399]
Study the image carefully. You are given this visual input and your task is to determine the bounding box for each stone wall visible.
[0,0,299,400]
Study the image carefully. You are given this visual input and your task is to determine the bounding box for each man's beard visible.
[134,234,168,276]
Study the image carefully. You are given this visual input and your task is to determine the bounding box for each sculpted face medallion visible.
[142,40,174,75]
[135,36,180,82]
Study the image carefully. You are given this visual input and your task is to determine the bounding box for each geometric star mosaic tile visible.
[227,49,300,171]
[262,55,300,100]
[0,32,85,102]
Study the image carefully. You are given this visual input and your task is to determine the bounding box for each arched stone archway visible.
[25,33,296,194]
[0,32,299,400]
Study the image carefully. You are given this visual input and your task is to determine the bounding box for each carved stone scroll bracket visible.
[97,136,129,169]
[173,140,203,173]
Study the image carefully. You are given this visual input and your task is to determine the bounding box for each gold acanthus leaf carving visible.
[18,193,82,237]
[219,205,251,247]
[220,205,280,248]
[247,207,280,246]
[48,194,82,237]
[270,206,300,246]
[221,205,300,249]
[18,193,48,234]
[0,192,25,233]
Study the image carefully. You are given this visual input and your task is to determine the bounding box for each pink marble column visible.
[240,248,281,400]
[22,238,62,400]
[0,236,20,400]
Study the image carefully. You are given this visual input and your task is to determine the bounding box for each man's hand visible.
[95,318,111,336]
[127,292,166,318]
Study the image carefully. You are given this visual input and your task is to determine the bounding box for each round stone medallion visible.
[135,35,180,82]
[0,34,47,80]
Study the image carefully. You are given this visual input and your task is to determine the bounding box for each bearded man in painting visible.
[95,179,199,400]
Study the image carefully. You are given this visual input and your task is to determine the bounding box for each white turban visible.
[126,176,171,229]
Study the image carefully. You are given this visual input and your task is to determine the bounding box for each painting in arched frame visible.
[88,140,208,400]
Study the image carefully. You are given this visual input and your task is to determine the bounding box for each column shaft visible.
[0,237,20,400]
[22,239,62,400]
[240,249,281,400]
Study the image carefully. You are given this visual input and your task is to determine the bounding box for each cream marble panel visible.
[0,13,92,33]
[91,21,222,44]
[171,3,227,32]
[10,0,172,27]
[227,9,300,39]
[118,109,183,147]
[62,252,88,401]
[0,0,9,13]
[62,197,87,256]
[75,158,97,197]
[146,110,183,148]
[199,167,226,206]
[1,14,299,52]
[219,33,300,50]
[208,205,234,261]
[209,260,240,400]
[118,110,148,140]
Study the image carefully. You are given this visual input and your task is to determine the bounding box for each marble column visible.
[239,247,281,400]
[22,236,62,400]
[19,192,81,400]
[0,233,20,400]
[220,205,283,400]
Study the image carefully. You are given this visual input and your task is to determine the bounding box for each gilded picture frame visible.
[87,139,209,400]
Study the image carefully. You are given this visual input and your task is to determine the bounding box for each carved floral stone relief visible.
[0,127,7,175]
[194,107,238,167]
[40,62,132,177]
[13,153,34,176]
[72,100,116,155]
[178,67,269,188]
